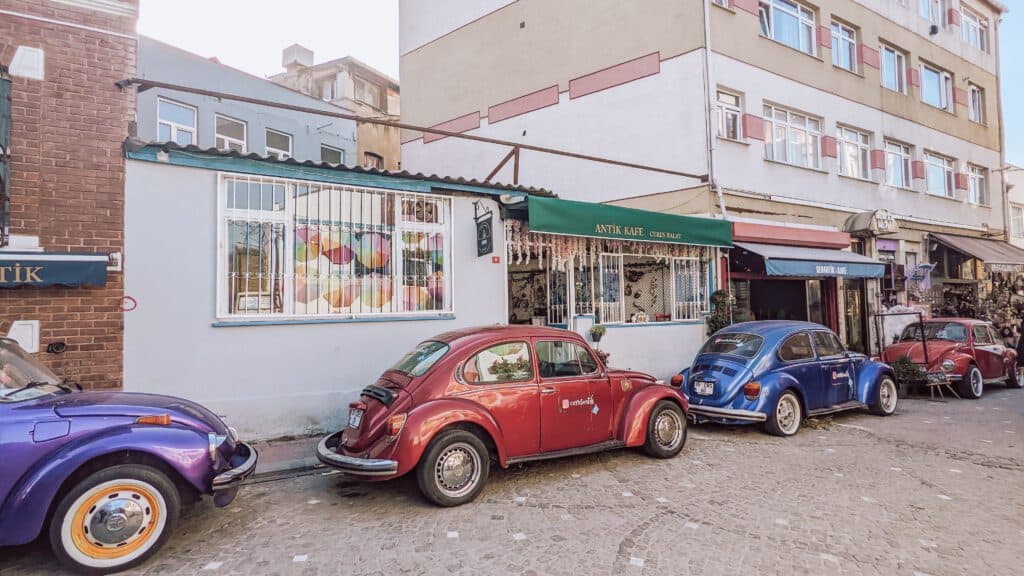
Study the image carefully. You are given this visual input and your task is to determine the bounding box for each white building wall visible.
[124,160,508,440]
[402,51,710,203]
[399,0,517,55]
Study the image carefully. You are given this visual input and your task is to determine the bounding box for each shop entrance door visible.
[844,279,868,353]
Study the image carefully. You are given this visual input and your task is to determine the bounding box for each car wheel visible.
[643,400,687,459]
[416,429,490,507]
[1007,364,1023,389]
[49,464,179,574]
[959,365,984,399]
[870,376,899,416]
[765,390,802,437]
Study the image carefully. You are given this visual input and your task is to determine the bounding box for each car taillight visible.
[386,413,407,440]
[743,381,761,399]
[136,414,171,426]
[670,374,684,387]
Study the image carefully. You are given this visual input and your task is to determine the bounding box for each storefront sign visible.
[986,263,1024,273]
[765,259,884,278]
[0,253,108,287]
[527,196,732,247]
[474,201,494,256]
[844,209,900,237]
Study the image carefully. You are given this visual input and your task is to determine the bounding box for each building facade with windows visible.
[136,36,356,164]
[271,46,401,171]
[399,0,1007,354]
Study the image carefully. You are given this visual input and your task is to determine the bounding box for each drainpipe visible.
[994,13,1009,240]
[701,0,728,218]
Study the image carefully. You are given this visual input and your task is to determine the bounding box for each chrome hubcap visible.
[777,395,799,434]
[971,370,983,396]
[654,410,683,449]
[435,442,481,498]
[86,493,149,546]
[879,379,897,413]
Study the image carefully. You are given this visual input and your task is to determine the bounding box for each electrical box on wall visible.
[7,320,40,353]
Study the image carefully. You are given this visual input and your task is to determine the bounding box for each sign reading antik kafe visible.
[0,253,108,288]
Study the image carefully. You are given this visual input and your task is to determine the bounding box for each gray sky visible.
[137,0,400,79]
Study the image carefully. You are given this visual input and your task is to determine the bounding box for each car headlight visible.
[208,432,228,463]
[941,359,955,372]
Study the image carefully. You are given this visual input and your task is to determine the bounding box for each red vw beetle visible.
[316,326,689,506]
[882,318,1021,398]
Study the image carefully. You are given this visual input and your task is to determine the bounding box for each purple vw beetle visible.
[0,338,257,573]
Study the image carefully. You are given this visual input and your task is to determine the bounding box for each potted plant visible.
[589,324,606,343]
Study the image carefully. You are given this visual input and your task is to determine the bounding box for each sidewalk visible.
[251,435,320,476]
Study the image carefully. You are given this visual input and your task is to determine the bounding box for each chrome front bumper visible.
[315,431,398,477]
[212,441,258,491]
[688,404,767,423]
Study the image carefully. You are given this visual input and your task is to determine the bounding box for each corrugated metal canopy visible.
[931,233,1024,270]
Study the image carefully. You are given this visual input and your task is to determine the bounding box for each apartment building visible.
[399,0,1009,353]
[271,46,401,170]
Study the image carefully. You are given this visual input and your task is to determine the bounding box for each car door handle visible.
[541,387,556,394]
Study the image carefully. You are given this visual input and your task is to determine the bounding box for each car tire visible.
[416,429,490,507]
[49,464,180,575]
[959,365,984,399]
[1007,364,1023,389]
[869,376,899,416]
[765,390,802,437]
[643,400,687,459]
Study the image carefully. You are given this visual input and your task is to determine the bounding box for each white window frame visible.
[759,0,817,56]
[214,114,247,153]
[320,145,345,165]
[265,129,293,160]
[1011,205,1024,238]
[920,0,946,26]
[216,173,455,321]
[716,90,742,141]
[672,257,708,320]
[961,6,989,52]
[831,23,858,73]
[763,104,822,170]
[880,44,907,94]
[712,0,729,6]
[967,164,987,205]
[924,152,955,198]
[837,125,871,180]
[968,83,985,124]
[884,140,912,189]
[920,64,953,112]
[353,76,383,110]
[157,97,197,146]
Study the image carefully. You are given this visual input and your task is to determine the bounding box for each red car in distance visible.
[882,318,1021,398]
[316,326,689,506]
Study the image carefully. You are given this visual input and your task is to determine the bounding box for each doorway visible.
[844,279,868,353]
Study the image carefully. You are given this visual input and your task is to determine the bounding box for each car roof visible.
[719,320,830,339]
[926,317,987,325]
[430,325,584,345]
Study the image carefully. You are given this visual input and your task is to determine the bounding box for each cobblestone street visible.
[2,389,1021,576]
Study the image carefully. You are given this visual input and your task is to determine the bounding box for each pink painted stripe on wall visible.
[955,173,969,190]
[859,45,880,69]
[947,8,961,26]
[817,26,831,50]
[912,161,925,180]
[488,85,560,124]
[821,136,838,158]
[569,52,660,100]
[870,149,885,170]
[732,0,759,15]
[742,114,766,141]
[423,112,481,144]
[953,87,969,106]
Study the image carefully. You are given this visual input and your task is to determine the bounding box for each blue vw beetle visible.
[673,321,898,436]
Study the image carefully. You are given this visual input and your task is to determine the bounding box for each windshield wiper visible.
[6,380,72,396]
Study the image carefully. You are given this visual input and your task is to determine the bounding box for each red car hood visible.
[883,340,961,366]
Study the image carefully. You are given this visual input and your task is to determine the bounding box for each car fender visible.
[0,424,211,547]
[854,361,895,405]
[619,386,688,447]
[393,398,508,475]
[757,372,808,417]
[932,352,974,375]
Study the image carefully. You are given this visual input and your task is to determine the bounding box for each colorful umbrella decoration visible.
[356,233,391,270]
[295,226,322,262]
[322,229,355,265]
[294,263,321,304]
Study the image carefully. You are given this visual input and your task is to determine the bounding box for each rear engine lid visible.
[342,376,413,452]
[688,355,753,404]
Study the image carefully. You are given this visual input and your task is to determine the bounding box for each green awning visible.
[527,196,732,248]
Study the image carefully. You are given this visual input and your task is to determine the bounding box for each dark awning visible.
[735,242,885,278]
[527,196,732,248]
[931,233,1024,273]
[0,252,107,287]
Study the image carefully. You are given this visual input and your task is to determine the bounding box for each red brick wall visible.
[0,0,137,389]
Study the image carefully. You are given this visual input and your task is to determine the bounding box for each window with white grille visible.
[672,258,707,320]
[218,174,452,320]
[967,164,987,205]
[837,126,871,180]
[924,152,954,198]
[763,104,821,169]
[598,254,624,324]
[884,141,912,189]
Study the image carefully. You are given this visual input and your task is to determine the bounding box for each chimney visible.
[282,44,314,73]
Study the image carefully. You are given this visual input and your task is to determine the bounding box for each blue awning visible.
[0,252,108,287]
[735,242,885,279]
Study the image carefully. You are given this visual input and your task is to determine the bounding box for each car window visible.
[988,326,1002,344]
[462,341,533,384]
[698,333,764,359]
[778,332,815,362]
[973,325,993,345]
[812,331,843,357]
[389,341,450,376]
[901,322,968,343]
[536,340,599,378]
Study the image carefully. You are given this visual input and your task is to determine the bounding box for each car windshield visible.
[389,341,450,377]
[698,333,764,359]
[0,339,64,402]
[900,322,968,343]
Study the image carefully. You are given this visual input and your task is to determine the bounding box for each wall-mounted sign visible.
[986,263,1024,273]
[844,209,900,238]
[474,201,494,257]
[0,252,108,288]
